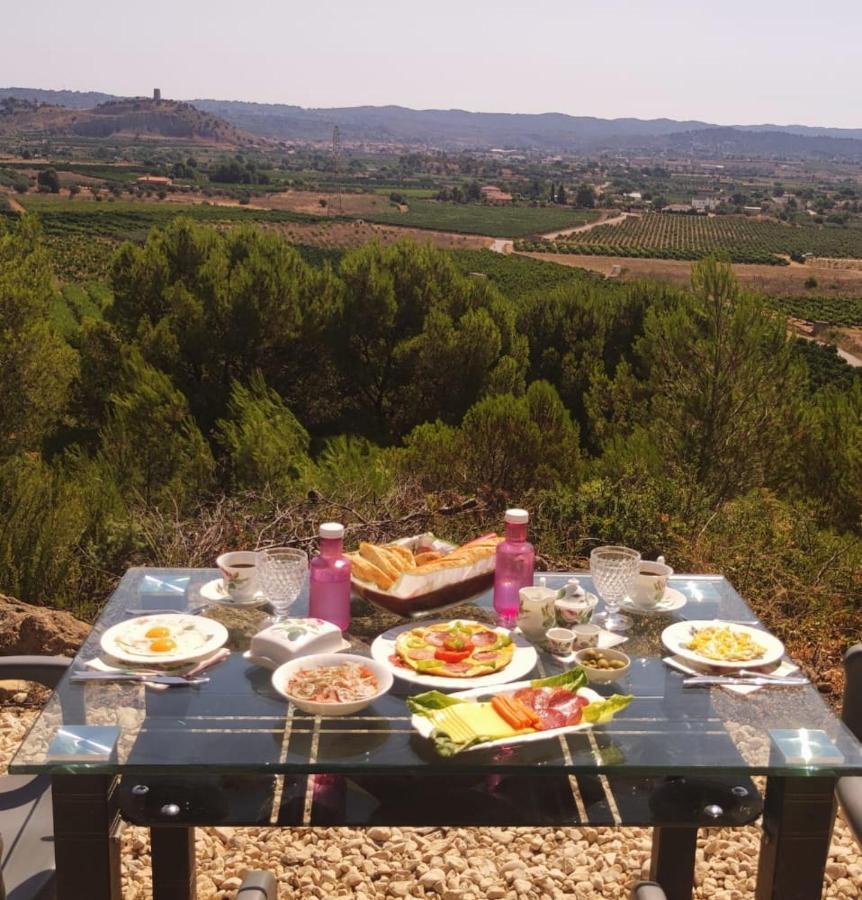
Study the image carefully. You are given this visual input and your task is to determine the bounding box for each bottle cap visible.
[319,522,344,539]
[504,509,529,524]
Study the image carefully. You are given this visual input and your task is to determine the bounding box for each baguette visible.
[346,552,394,591]
[359,542,402,581]
[383,543,416,570]
[413,550,444,566]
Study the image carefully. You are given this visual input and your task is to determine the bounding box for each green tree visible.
[639,257,806,509]
[37,167,60,193]
[0,215,77,458]
[216,372,311,490]
[333,240,527,438]
[99,353,214,510]
[575,184,596,208]
[556,184,567,205]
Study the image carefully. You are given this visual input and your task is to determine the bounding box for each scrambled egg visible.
[685,626,766,662]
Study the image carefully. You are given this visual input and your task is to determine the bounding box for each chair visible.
[630,884,667,900]
[237,871,277,900]
[0,655,72,900]
[836,642,862,845]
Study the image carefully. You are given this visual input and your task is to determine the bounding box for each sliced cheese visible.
[431,702,529,743]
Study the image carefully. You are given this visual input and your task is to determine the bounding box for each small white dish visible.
[621,587,687,615]
[575,647,631,683]
[271,653,393,716]
[200,578,269,608]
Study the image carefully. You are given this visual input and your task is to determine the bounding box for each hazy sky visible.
[5,0,861,127]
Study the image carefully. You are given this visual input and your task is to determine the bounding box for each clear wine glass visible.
[258,547,308,624]
[590,545,641,632]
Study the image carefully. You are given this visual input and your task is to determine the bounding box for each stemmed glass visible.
[590,545,641,633]
[258,547,308,624]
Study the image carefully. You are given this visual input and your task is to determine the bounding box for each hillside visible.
[3,88,862,157]
[0,96,261,146]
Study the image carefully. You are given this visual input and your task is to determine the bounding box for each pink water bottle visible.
[493,509,535,625]
[309,522,352,630]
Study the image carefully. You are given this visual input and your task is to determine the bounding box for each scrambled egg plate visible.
[685,625,766,662]
[113,618,211,658]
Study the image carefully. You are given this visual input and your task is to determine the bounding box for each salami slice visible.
[538,709,566,730]
[470,631,498,647]
[565,707,583,726]
[514,687,540,709]
[472,650,499,663]
[547,688,577,708]
[407,648,437,660]
[423,632,448,647]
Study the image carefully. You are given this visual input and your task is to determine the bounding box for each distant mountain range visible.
[3,87,862,158]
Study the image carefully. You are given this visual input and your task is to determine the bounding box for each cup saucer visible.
[621,587,686,615]
[199,578,269,608]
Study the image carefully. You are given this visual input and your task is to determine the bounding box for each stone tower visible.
[153,88,161,103]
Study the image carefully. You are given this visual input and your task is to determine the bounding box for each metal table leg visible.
[755,775,836,900]
[649,826,697,900]
[151,826,196,900]
[51,774,122,900]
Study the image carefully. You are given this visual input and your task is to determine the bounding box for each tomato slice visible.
[434,647,472,663]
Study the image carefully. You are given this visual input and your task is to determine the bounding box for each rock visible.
[367,826,391,843]
[0,594,90,656]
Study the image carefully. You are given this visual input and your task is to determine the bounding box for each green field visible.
[516,213,862,264]
[451,249,600,297]
[363,199,599,238]
[769,295,862,326]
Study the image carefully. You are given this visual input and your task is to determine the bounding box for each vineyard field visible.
[451,249,600,297]
[363,200,599,237]
[770,295,862,326]
[516,214,862,265]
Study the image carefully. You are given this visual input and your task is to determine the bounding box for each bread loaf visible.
[346,552,394,590]
[384,544,416,569]
[359,542,402,581]
[413,550,444,566]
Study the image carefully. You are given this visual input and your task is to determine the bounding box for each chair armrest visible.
[631,882,668,900]
[843,644,862,740]
[837,776,862,849]
[0,656,72,690]
[237,870,278,900]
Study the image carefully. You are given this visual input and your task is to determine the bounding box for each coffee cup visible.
[572,623,601,649]
[216,550,259,602]
[630,557,674,608]
[546,627,575,657]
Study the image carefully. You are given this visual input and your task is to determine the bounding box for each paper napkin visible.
[663,654,799,695]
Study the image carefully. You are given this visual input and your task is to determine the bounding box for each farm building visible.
[136,175,172,186]
[691,196,720,212]
[480,186,513,204]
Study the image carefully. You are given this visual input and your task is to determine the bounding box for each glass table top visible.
[11,568,862,778]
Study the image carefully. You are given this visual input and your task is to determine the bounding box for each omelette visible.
[394,621,515,678]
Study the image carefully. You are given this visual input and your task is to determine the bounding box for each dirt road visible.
[541,210,636,241]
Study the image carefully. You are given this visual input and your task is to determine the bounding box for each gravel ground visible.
[1,702,859,900]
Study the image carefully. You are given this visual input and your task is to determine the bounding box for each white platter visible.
[199,578,269,608]
[410,678,604,751]
[101,614,229,666]
[621,587,687,615]
[661,619,784,670]
[370,619,538,690]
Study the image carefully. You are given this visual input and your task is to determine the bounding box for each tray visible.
[352,570,495,619]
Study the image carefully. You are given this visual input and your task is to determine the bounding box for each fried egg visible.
[114,617,210,658]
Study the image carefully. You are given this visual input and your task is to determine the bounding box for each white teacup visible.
[572,623,601,649]
[216,550,259,602]
[630,558,674,608]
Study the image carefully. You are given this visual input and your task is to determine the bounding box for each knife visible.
[71,673,209,686]
[683,675,809,687]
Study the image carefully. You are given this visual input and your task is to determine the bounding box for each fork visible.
[124,605,208,617]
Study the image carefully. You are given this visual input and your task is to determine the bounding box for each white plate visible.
[199,578,269,608]
[410,679,604,751]
[101,614,229,666]
[661,620,784,670]
[370,619,538,690]
[621,587,687,615]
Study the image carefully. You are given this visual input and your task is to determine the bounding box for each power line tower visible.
[330,125,343,215]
